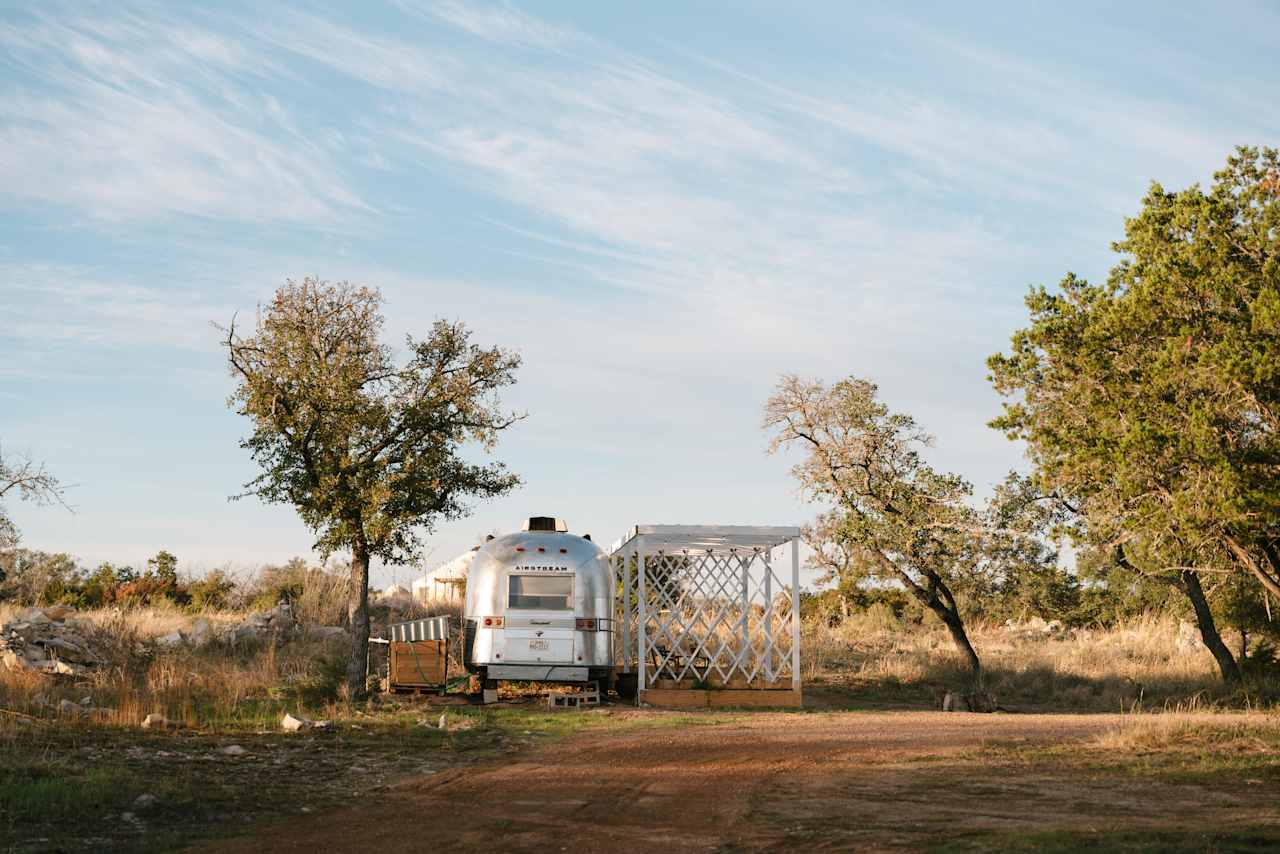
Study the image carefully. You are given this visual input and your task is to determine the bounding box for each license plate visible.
[529,639,550,651]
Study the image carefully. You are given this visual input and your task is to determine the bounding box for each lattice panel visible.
[613,546,798,689]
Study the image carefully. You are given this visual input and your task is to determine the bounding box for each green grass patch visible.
[0,702,635,853]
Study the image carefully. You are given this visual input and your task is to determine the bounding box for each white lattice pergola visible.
[609,525,802,702]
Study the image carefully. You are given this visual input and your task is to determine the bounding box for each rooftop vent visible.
[522,516,568,533]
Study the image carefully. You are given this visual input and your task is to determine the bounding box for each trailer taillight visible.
[575,618,596,630]
[482,616,505,627]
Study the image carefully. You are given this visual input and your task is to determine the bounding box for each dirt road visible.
[189,710,1280,852]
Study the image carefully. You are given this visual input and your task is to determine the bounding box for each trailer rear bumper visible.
[486,664,598,682]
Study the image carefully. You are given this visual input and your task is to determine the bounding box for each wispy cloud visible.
[0,10,367,224]
[409,0,584,51]
[1,263,233,354]
[3,1,1270,570]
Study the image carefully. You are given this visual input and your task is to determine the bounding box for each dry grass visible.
[291,568,352,626]
[803,609,1267,711]
[0,607,351,731]
[4,602,1272,733]
[0,600,472,733]
[1095,711,1280,754]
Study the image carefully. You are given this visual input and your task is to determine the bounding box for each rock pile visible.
[1003,616,1069,640]
[0,606,104,676]
[155,603,300,649]
[2,602,339,675]
[229,602,296,646]
[941,689,998,713]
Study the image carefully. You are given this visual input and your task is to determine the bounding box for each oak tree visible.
[0,446,67,554]
[765,376,986,680]
[988,147,1280,682]
[223,278,522,694]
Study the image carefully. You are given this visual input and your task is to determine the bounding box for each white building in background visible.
[377,583,413,607]
[411,546,479,604]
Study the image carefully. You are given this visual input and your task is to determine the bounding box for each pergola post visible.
[763,550,774,682]
[790,536,801,693]
[637,544,647,704]
[621,551,632,674]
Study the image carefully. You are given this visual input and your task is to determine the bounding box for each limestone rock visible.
[231,603,295,646]
[134,793,158,810]
[281,713,312,732]
[1176,621,1203,652]
[219,744,247,756]
[188,618,213,646]
[941,690,998,713]
[141,713,169,729]
[17,607,51,624]
[0,608,105,676]
[155,631,185,648]
[58,698,82,716]
[966,691,998,713]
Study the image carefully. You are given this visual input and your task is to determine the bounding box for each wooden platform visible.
[640,688,802,709]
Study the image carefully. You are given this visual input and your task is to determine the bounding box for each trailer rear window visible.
[508,575,572,610]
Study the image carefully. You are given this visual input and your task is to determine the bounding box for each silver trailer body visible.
[463,519,613,685]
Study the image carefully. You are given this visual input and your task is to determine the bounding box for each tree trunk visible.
[890,561,982,684]
[937,606,983,683]
[345,539,372,697]
[1177,569,1241,684]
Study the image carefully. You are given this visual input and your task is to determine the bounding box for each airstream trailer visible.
[463,517,613,695]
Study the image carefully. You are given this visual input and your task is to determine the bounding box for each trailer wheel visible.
[615,672,638,700]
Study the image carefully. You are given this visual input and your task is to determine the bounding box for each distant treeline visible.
[0,549,351,625]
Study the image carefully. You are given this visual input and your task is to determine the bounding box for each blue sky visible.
[2,1,1277,588]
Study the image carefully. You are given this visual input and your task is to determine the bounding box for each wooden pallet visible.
[388,685,445,696]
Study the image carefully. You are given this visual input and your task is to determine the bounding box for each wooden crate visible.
[389,640,447,687]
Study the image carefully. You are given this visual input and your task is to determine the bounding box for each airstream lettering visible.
[463,517,614,697]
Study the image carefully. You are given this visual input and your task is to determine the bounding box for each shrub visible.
[0,550,80,604]
[243,558,308,611]
[185,569,236,612]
